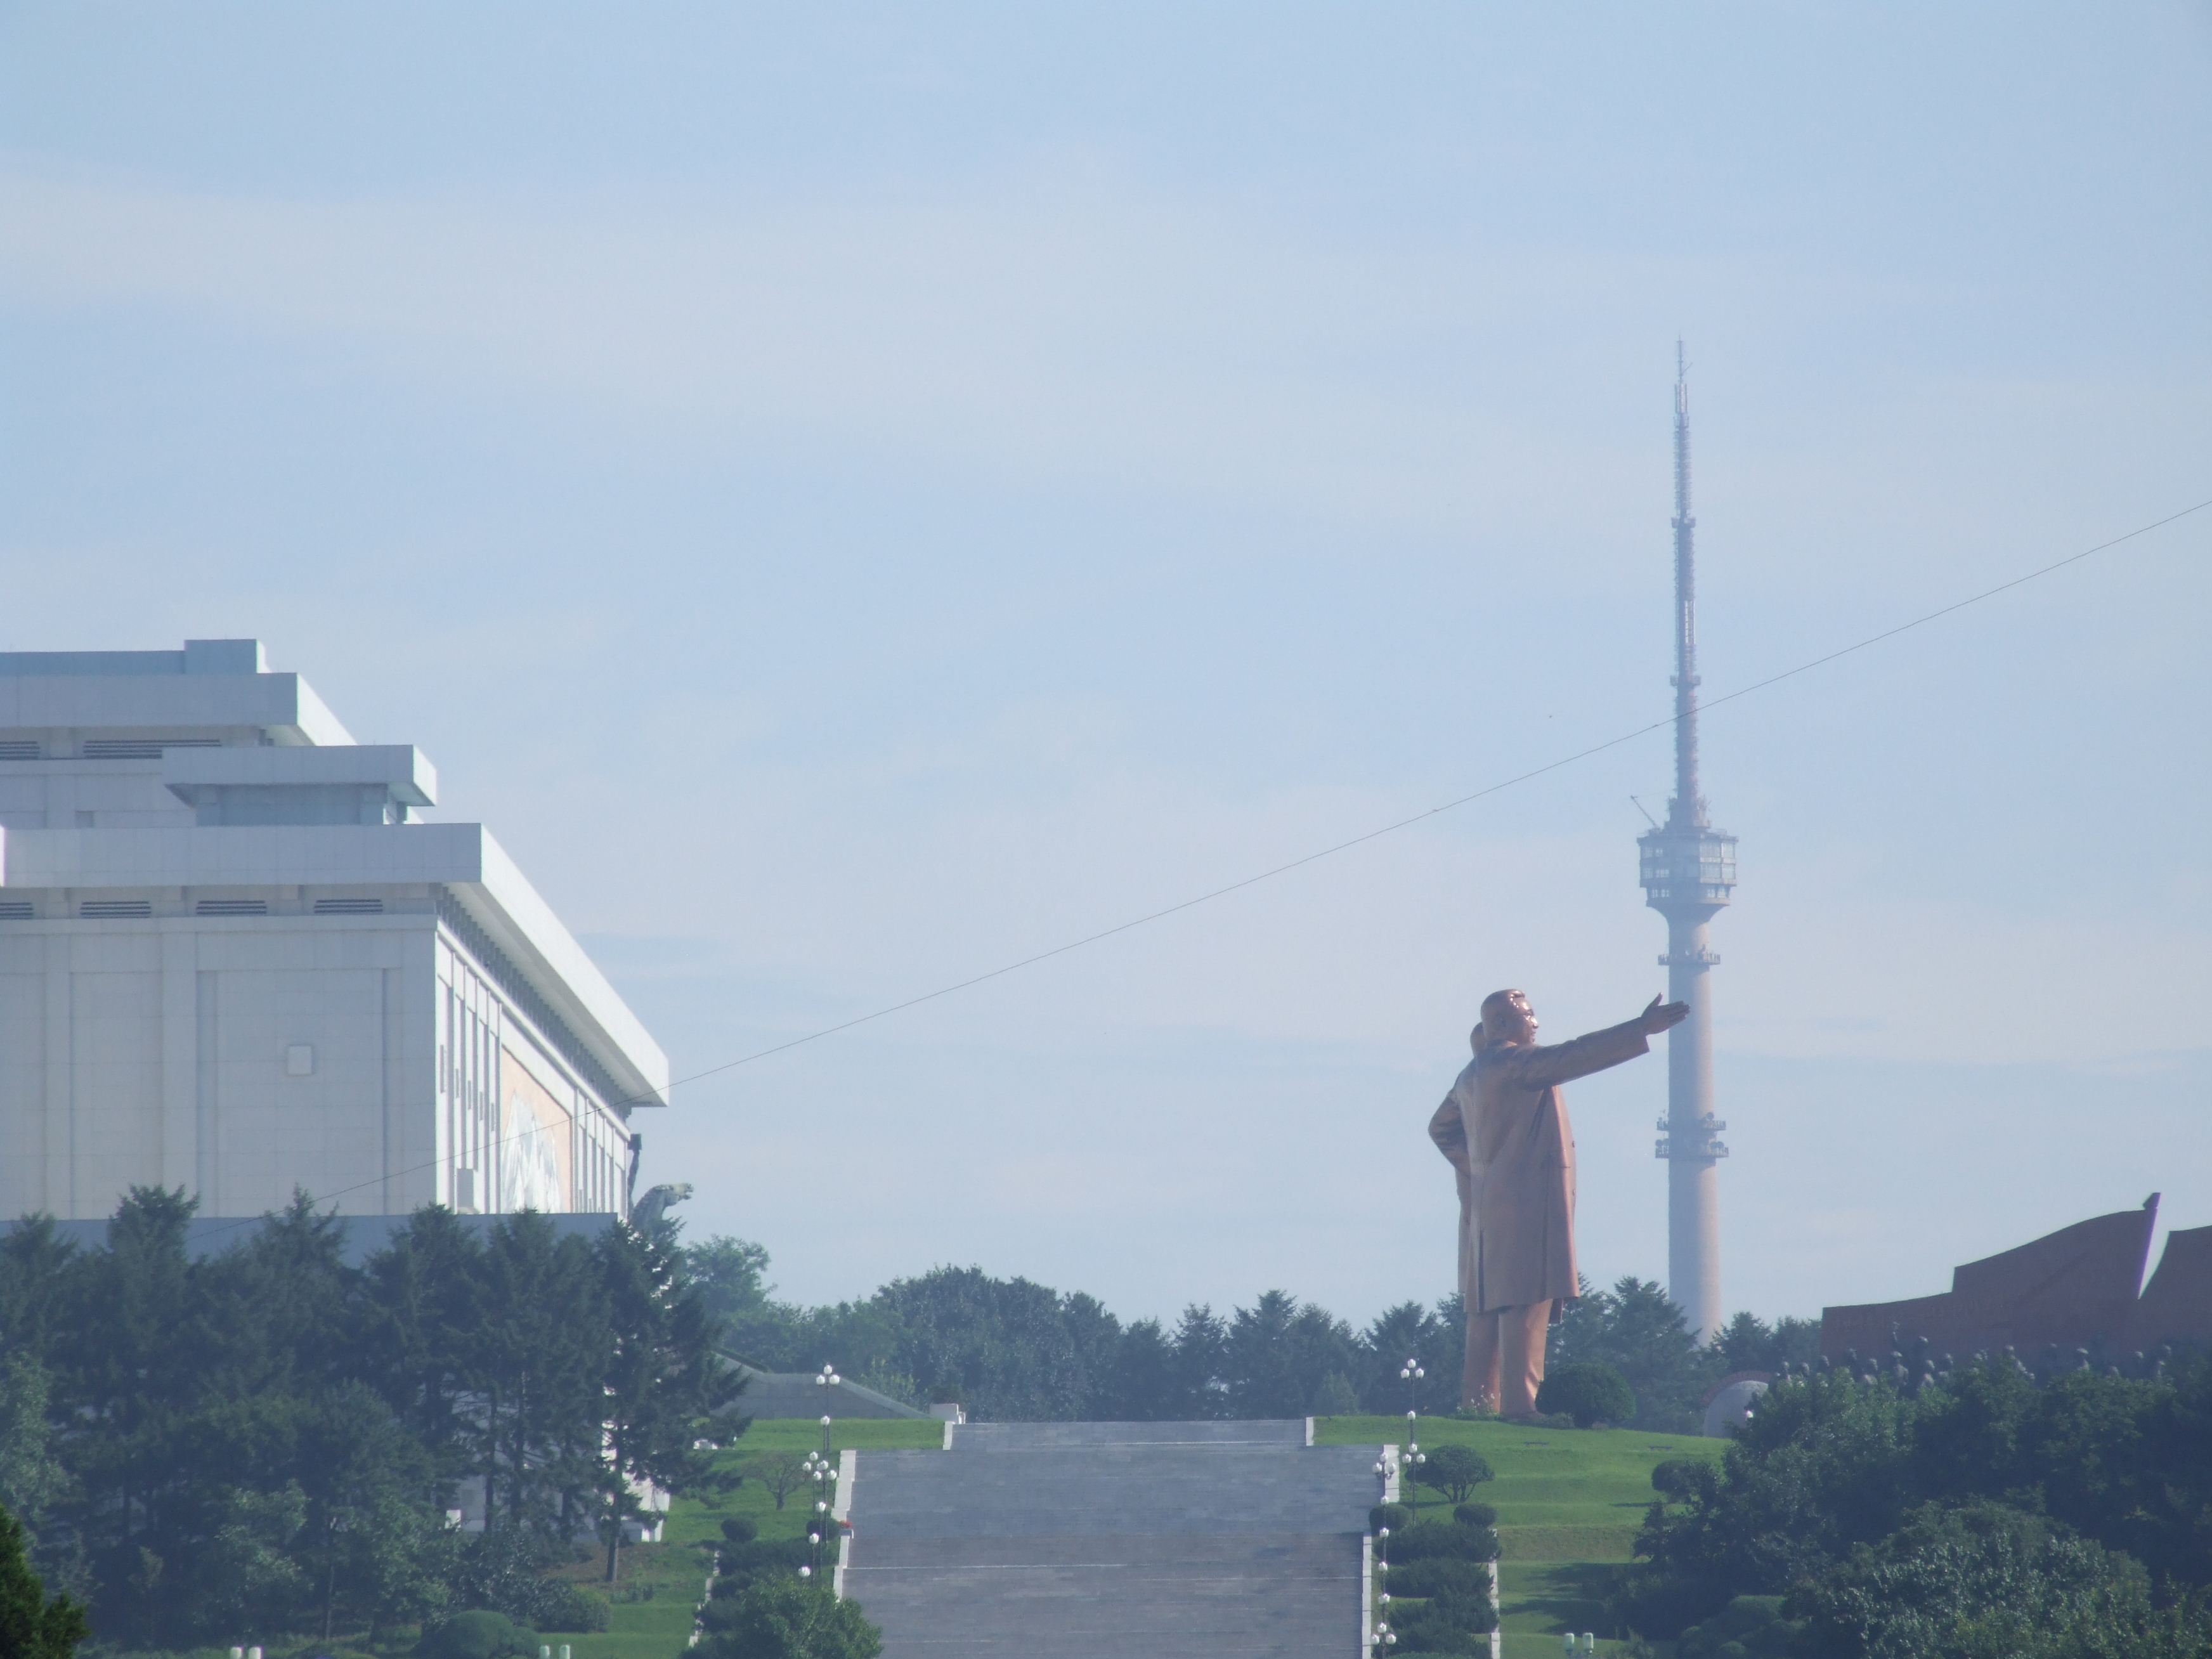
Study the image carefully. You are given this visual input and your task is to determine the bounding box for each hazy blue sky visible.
[4,4,2208,1329]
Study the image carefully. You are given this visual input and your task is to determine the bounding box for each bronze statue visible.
[1429,989,1687,1419]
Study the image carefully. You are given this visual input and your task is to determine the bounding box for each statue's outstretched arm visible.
[1503,1018,1652,1090]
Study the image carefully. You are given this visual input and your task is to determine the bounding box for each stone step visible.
[843,1421,1377,1659]
[950,1420,1311,1450]
[850,1445,1378,1535]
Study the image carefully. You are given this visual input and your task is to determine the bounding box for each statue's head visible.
[1479,988,1537,1044]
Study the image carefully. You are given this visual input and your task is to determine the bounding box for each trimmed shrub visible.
[715,1537,817,1594]
[1649,1457,1712,1502]
[1608,1566,1732,1641]
[1370,1503,1412,1534]
[699,1597,742,1636]
[1675,1594,1799,1658]
[415,1611,540,1659]
[1389,1519,1499,1564]
[451,1529,568,1623]
[1536,1360,1636,1428]
[1452,1502,1497,1529]
[1388,1585,1499,1650]
[694,1573,884,1659]
[536,1582,612,1633]
[1384,1556,1491,1599]
[1418,1444,1495,1502]
[722,1516,761,1545]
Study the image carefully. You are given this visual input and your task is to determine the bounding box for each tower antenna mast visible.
[1672,340,1702,827]
[1638,341,1736,1342]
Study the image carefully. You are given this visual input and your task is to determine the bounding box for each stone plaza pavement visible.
[839,1420,1377,1657]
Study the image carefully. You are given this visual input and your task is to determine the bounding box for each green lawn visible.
[552,1417,940,1659]
[1315,1415,1721,1656]
[241,1414,1694,1659]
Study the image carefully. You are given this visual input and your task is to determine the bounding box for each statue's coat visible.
[1431,1018,1649,1313]
[1428,1028,1485,1311]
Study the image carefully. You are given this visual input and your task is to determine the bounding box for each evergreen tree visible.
[1169,1305,1230,1420]
[360,1205,490,1483]
[0,1219,79,1368]
[1360,1301,1451,1414]
[56,1187,207,1646]
[473,1214,611,1538]
[285,1383,451,1640]
[0,1358,71,1539]
[1708,1311,1821,1377]
[1059,1293,1124,1421]
[1224,1292,1361,1419]
[878,1268,1084,1422]
[685,1237,774,1336]
[0,1503,88,1659]
[1549,1276,1712,1432]
[1100,1319,1178,1421]
[594,1223,745,1582]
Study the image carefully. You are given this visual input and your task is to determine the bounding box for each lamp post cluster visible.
[798,1365,842,1584]
[1372,1519,1395,1649]
[1371,1354,1426,1653]
[1401,1354,1428,1518]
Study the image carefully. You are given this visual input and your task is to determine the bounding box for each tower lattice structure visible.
[1637,343,1736,1343]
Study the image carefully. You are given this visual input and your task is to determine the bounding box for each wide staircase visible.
[840,1420,1378,1657]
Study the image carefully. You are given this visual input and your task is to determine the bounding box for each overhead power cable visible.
[176,493,2212,1245]
[644,493,2209,1099]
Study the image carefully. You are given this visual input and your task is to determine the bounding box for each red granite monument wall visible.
[2127,1223,2212,1349]
[1819,1196,2206,1362]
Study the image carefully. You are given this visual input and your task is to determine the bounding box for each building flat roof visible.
[163,743,438,805]
[0,671,355,747]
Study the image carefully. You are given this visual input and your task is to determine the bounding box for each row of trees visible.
[686,1239,1815,1433]
[0,1199,1846,1648]
[692,1234,1471,1421]
[1622,1355,2212,1654]
[0,1190,738,1648]
[1551,1276,1823,1432]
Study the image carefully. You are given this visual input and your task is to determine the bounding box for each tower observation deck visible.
[1638,343,1735,1342]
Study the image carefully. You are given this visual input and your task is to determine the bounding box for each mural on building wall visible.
[500,1043,574,1213]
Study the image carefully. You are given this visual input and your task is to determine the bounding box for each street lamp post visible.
[808,1361,843,1583]
[1398,1356,1428,1518]
[815,1365,842,1461]
[801,1447,838,1583]
[1372,1525,1396,1652]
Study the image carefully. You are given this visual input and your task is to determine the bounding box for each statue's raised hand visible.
[1639,993,1690,1034]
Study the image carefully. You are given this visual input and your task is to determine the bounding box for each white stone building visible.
[0,640,664,1225]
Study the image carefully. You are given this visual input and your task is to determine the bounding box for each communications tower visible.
[1637,343,1736,1343]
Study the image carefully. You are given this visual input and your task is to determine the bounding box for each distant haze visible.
[3,4,2207,1327]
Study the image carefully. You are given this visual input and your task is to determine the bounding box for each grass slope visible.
[1316,1415,1721,1658]
[561,1418,942,1659]
[100,1415,1695,1659]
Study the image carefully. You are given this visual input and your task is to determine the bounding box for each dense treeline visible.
[1552,1276,1822,1432]
[3,1199,1889,1651]
[689,1240,1815,1433]
[0,1189,736,1648]
[691,1235,1469,1421]
[1622,1355,2212,1655]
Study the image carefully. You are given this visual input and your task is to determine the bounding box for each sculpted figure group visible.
[1428,988,1687,1420]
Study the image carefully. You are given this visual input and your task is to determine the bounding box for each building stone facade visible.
[0,639,664,1224]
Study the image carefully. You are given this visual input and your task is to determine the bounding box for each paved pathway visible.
[841,1421,1376,1658]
